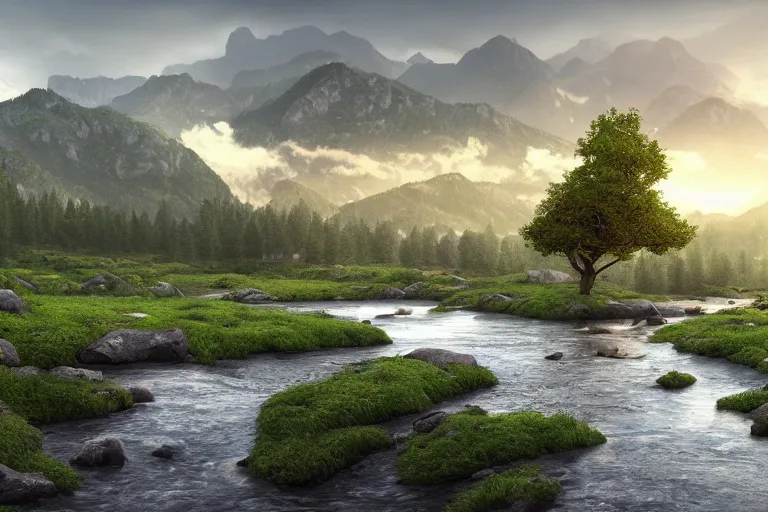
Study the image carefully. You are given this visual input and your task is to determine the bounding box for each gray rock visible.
[544,352,564,361]
[81,273,130,293]
[378,287,406,300]
[50,366,103,381]
[587,326,612,335]
[470,469,496,481]
[403,282,424,298]
[413,411,447,433]
[684,306,704,316]
[225,288,277,304]
[568,304,591,318]
[374,313,397,319]
[151,445,175,459]
[605,299,660,320]
[751,419,768,437]
[747,403,768,421]
[128,385,154,404]
[148,282,184,298]
[236,457,249,468]
[645,315,668,326]
[480,293,513,306]
[12,366,41,377]
[124,313,150,319]
[0,290,26,314]
[13,276,36,290]
[655,306,686,317]
[78,329,189,364]
[0,339,20,367]
[394,308,413,316]
[445,431,459,438]
[404,348,478,367]
[728,300,737,305]
[70,437,127,467]
[526,269,575,284]
[361,320,372,325]
[449,275,469,288]
[0,464,58,505]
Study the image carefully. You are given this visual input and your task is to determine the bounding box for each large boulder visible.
[148,282,184,298]
[655,305,686,317]
[50,366,103,382]
[645,315,668,326]
[70,438,127,467]
[526,269,574,284]
[81,273,130,293]
[0,290,26,314]
[128,385,155,404]
[751,419,768,437]
[0,464,58,505]
[404,348,478,367]
[747,403,768,422]
[0,339,20,367]
[378,287,405,300]
[78,329,189,364]
[448,275,469,288]
[402,282,424,298]
[413,411,447,433]
[604,300,660,320]
[224,288,277,304]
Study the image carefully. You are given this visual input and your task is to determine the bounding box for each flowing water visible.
[36,299,768,512]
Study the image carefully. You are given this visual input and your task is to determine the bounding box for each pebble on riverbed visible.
[151,445,175,459]
[544,352,564,360]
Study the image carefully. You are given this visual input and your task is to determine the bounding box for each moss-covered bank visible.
[656,371,696,389]
[651,307,768,372]
[444,465,561,512]
[716,387,768,413]
[0,295,392,368]
[248,357,498,486]
[0,413,81,493]
[436,275,667,320]
[397,408,606,484]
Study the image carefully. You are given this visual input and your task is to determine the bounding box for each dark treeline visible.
[2,169,767,290]
[0,170,549,274]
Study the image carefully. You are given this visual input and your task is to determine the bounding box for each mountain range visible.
[163,26,408,87]
[0,89,232,217]
[48,75,148,108]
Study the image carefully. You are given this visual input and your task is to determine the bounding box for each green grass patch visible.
[0,295,392,368]
[249,357,498,486]
[397,408,606,484]
[0,413,81,493]
[0,367,132,423]
[651,308,768,372]
[656,371,696,389]
[716,387,768,412]
[444,465,561,512]
[437,276,667,320]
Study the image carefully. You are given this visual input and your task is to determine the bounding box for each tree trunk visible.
[579,270,597,295]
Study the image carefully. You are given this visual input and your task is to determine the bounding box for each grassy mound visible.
[0,413,81,493]
[651,308,768,372]
[0,295,392,368]
[437,275,667,320]
[716,387,768,412]
[444,465,561,512]
[656,371,697,389]
[0,367,132,423]
[397,408,606,484]
[248,357,498,486]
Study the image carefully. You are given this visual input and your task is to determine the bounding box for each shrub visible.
[716,389,768,413]
[397,409,606,484]
[444,465,561,512]
[656,371,696,389]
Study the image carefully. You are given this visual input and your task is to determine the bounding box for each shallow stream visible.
[37,299,767,511]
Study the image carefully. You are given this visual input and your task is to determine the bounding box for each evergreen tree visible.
[437,229,459,269]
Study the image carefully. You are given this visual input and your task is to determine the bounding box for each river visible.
[36,299,767,512]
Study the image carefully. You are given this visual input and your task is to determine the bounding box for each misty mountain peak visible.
[407,52,432,65]
[13,88,66,109]
[225,27,258,58]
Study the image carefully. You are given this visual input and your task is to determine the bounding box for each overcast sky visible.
[0,0,758,96]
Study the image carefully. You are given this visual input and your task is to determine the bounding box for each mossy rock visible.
[656,371,696,389]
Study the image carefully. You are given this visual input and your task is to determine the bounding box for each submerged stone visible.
[544,352,564,361]
[70,437,127,467]
[128,385,155,403]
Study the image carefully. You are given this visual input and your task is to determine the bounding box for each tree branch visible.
[596,257,623,275]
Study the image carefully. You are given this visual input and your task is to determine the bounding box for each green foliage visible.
[520,108,697,294]
[249,357,498,485]
[437,277,668,320]
[0,367,132,423]
[0,296,392,368]
[0,414,81,493]
[444,465,562,512]
[651,308,768,371]
[396,409,606,484]
[716,389,768,412]
[656,371,696,389]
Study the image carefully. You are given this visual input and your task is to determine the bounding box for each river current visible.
[37,300,767,512]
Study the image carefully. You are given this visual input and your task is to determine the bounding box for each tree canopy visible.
[520,108,697,294]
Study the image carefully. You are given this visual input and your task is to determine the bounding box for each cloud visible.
[181,121,580,206]
[0,79,20,102]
